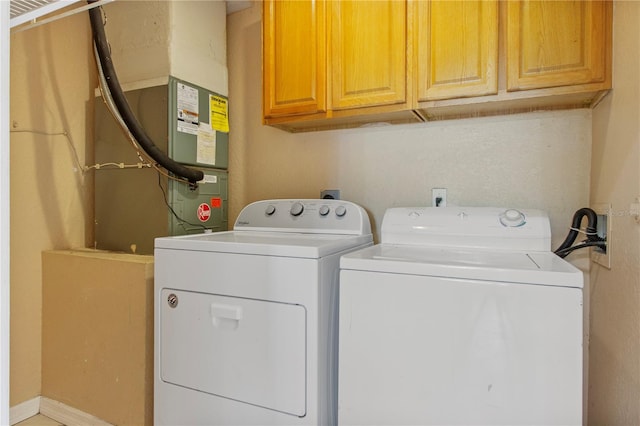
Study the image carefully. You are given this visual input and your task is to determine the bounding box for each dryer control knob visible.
[265,205,276,216]
[335,205,347,217]
[319,205,330,216]
[500,209,526,227]
[290,202,304,217]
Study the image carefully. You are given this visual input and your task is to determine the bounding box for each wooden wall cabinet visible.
[263,0,420,132]
[263,0,612,132]
[416,0,612,121]
[507,1,609,91]
[262,0,326,118]
[416,0,498,102]
[330,0,407,109]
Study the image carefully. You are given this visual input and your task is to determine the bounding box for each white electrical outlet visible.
[432,188,447,207]
[591,203,611,269]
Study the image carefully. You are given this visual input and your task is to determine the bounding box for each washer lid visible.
[340,245,583,288]
[155,231,372,258]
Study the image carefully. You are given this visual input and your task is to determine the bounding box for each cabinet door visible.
[417,1,498,101]
[263,0,326,118]
[507,0,610,91]
[330,0,407,110]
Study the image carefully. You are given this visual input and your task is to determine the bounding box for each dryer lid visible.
[381,207,551,251]
[155,231,372,258]
[155,199,373,258]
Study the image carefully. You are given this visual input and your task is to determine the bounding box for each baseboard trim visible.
[39,397,113,426]
[9,396,41,425]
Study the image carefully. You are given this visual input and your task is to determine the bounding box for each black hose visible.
[87,1,204,184]
[554,207,603,258]
[555,240,607,258]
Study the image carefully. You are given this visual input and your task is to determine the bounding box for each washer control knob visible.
[290,202,304,217]
[500,209,526,227]
[319,205,330,216]
[335,205,347,217]
[265,205,276,216]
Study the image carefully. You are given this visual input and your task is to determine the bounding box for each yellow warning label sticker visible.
[210,95,229,133]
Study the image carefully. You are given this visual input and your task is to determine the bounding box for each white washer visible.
[339,207,583,425]
[154,199,372,426]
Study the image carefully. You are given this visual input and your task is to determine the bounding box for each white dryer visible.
[339,207,583,425]
[154,199,372,426]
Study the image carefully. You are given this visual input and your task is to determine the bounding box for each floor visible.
[15,414,63,426]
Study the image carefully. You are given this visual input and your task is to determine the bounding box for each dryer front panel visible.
[159,289,307,417]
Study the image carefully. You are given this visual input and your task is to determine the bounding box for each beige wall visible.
[9,14,94,404]
[102,0,228,96]
[42,250,154,426]
[590,2,640,424]
[227,3,592,251]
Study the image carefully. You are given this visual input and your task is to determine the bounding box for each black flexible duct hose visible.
[554,240,606,258]
[554,207,604,258]
[87,1,204,184]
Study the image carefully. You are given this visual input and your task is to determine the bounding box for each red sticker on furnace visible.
[211,197,222,208]
[197,203,211,222]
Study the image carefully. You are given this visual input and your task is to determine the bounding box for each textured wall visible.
[102,0,228,95]
[9,12,95,404]
[590,2,640,424]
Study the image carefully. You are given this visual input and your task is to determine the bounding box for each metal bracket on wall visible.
[591,203,611,269]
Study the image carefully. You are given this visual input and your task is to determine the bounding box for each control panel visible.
[234,199,372,236]
[381,206,551,252]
